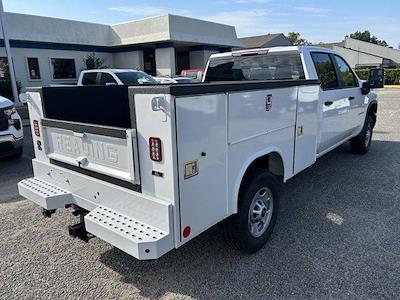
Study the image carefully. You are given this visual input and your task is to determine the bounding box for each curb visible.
[384,85,400,88]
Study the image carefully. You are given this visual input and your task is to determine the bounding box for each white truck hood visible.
[0,96,13,108]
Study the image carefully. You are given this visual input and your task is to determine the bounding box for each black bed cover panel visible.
[41,85,133,129]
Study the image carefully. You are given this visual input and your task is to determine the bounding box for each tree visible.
[287,32,311,46]
[346,30,388,47]
[83,52,108,70]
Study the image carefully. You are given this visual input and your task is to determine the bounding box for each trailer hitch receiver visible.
[69,222,91,242]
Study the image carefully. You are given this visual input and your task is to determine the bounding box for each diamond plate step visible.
[85,205,173,260]
[18,177,73,210]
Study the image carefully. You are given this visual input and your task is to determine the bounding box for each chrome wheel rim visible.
[365,122,372,148]
[248,187,274,238]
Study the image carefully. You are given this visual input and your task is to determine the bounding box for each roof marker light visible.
[232,49,269,57]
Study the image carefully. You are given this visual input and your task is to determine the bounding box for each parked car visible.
[19,46,382,260]
[0,96,23,159]
[180,68,204,81]
[153,76,197,84]
[78,69,158,86]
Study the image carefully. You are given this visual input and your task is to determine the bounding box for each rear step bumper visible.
[85,206,171,259]
[18,177,174,260]
[18,177,73,210]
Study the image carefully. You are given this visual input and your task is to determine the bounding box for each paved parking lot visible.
[1,89,399,299]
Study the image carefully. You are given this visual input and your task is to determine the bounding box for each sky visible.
[3,0,400,47]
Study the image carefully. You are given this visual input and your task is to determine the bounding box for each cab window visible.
[311,52,339,89]
[99,73,117,85]
[81,72,97,85]
[334,55,358,88]
[205,53,305,82]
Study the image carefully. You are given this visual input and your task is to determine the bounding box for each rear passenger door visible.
[311,52,353,154]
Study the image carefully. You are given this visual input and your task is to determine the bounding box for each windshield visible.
[116,71,158,85]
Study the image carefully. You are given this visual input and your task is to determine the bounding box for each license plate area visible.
[42,119,139,184]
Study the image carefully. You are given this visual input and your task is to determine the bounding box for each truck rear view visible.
[19,47,334,260]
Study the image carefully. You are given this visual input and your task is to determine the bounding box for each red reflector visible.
[33,120,40,137]
[183,226,191,238]
[149,137,162,162]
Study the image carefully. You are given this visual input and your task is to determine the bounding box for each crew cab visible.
[0,96,23,159]
[18,46,382,260]
[78,69,158,86]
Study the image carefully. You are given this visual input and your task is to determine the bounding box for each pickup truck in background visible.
[78,69,158,86]
[18,46,383,260]
[180,68,204,81]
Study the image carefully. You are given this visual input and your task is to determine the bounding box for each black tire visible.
[222,169,280,254]
[351,115,374,154]
[7,147,23,160]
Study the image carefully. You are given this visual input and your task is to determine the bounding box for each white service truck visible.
[18,46,383,260]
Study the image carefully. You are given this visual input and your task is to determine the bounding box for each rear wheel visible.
[351,115,374,154]
[222,169,280,253]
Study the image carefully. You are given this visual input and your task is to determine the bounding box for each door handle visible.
[324,101,333,106]
[348,96,355,101]
[73,132,86,138]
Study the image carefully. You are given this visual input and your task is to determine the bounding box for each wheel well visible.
[235,152,284,211]
[241,152,284,186]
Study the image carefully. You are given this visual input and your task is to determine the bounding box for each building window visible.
[27,57,41,80]
[51,58,76,79]
[0,57,8,79]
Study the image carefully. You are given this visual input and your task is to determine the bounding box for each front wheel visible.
[351,115,374,154]
[222,169,280,253]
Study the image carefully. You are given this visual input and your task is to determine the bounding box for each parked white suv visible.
[0,96,23,159]
[78,69,158,86]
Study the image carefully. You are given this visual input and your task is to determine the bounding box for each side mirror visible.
[19,93,31,104]
[369,68,384,89]
[361,82,370,95]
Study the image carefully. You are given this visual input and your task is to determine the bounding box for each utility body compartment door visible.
[175,94,228,242]
[293,85,320,174]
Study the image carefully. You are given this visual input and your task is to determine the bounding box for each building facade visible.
[239,33,292,49]
[0,13,242,89]
[321,38,400,69]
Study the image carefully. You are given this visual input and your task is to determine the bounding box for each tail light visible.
[149,137,162,162]
[33,120,40,137]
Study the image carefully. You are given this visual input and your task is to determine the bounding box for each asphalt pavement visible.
[0,89,399,299]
